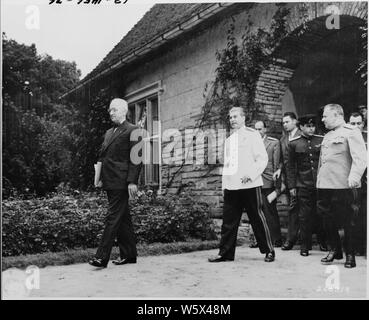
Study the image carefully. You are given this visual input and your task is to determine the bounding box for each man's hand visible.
[348,177,360,189]
[128,183,138,199]
[241,175,252,184]
[289,188,297,197]
[95,180,103,188]
[273,169,281,181]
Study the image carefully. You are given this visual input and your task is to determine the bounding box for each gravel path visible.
[3,246,367,299]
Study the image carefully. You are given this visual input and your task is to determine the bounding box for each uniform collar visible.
[332,120,346,131]
[301,133,312,140]
[231,125,246,134]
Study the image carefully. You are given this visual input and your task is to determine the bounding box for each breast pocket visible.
[330,137,346,155]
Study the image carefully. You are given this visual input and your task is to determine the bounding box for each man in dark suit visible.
[89,98,142,268]
[349,111,367,256]
[255,120,283,247]
[279,112,302,250]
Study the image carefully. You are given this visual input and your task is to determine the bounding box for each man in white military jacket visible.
[208,107,275,263]
[317,104,367,268]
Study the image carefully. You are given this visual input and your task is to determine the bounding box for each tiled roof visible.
[83,3,214,82]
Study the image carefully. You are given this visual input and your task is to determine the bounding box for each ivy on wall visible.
[198,4,291,130]
[357,25,368,87]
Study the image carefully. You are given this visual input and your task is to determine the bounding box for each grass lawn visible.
[2,239,220,271]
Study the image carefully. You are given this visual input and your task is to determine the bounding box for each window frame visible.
[125,81,162,189]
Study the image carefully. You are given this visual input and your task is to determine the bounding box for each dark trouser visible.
[219,188,274,259]
[297,187,326,250]
[317,188,358,255]
[353,187,367,254]
[96,189,137,261]
[287,200,299,244]
[282,174,299,243]
[261,188,282,244]
[312,206,327,247]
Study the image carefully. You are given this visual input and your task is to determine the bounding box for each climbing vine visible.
[198,4,291,130]
[357,25,367,87]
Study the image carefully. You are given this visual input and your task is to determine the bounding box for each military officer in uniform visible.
[255,120,283,247]
[349,111,367,256]
[208,107,275,263]
[286,114,326,257]
[280,112,302,250]
[317,104,367,268]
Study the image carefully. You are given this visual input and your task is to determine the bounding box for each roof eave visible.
[60,2,233,100]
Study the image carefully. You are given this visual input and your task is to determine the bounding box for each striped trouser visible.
[219,187,274,258]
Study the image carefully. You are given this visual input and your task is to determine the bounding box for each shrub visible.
[2,189,217,256]
[132,190,217,243]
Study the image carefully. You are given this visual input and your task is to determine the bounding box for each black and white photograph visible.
[1,0,368,303]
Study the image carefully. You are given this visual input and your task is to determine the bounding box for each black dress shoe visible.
[274,240,282,248]
[281,241,294,251]
[321,250,343,264]
[319,243,328,252]
[88,258,108,268]
[112,257,137,265]
[300,249,309,257]
[249,243,258,248]
[264,251,275,262]
[344,254,356,268]
[208,255,234,263]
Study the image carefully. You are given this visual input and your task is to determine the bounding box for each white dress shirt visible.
[222,125,268,190]
[289,127,299,141]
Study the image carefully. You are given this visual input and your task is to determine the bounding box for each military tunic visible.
[317,123,367,255]
[261,136,282,244]
[218,126,274,259]
[262,136,282,189]
[317,124,367,189]
[279,129,302,244]
[287,134,325,251]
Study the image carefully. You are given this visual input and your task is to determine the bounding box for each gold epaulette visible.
[343,123,354,130]
[246,127,257,132]
[267,136,278,141]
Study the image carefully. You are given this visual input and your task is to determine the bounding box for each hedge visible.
[2,189,217,256]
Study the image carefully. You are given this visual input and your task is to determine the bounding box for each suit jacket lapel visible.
[264,136,271,151]
[103,121,129,152]
[294,129,302,138]
[101,128,114,154]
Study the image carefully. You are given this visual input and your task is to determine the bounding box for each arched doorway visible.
[281,17,366,133]
[255,4,367,135]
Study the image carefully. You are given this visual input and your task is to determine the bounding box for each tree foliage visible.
[2,34,82,197]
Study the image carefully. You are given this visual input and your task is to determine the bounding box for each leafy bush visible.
[132,190,217,243]
[2,35,82,198]
[2,189,217,256]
